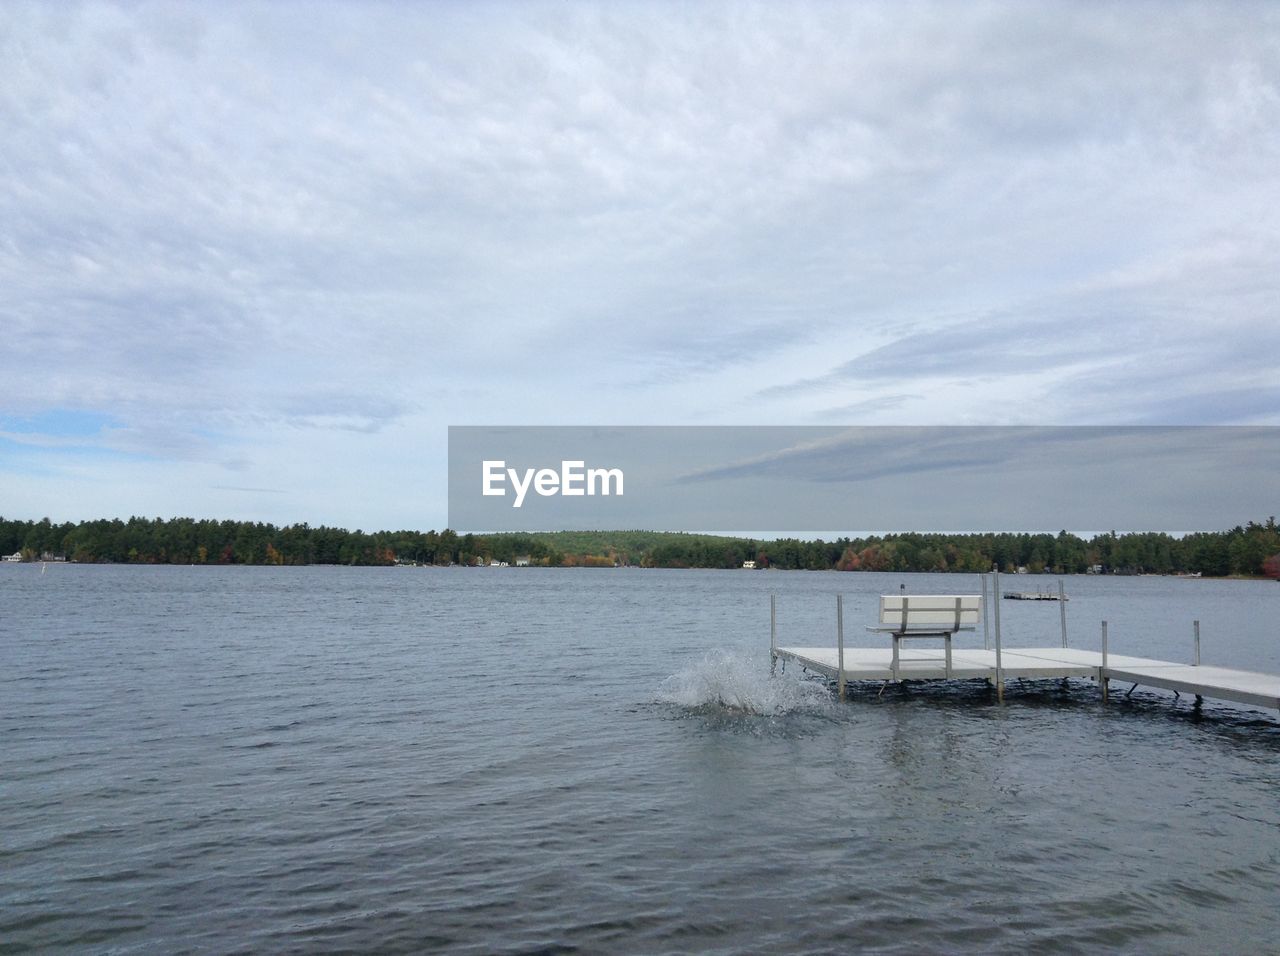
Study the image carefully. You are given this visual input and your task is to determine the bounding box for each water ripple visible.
[2,566,1279,952]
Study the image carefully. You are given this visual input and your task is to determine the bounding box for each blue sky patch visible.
[1,409,118,439]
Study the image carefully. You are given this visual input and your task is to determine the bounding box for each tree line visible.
[2,516,1279,577]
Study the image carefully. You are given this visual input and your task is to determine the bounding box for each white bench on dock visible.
[867,594,982,680]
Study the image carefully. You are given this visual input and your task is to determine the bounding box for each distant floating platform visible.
[772,645,1280,713]
[1003,591,1067,600]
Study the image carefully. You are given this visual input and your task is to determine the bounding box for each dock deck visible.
[772,645,1280,713]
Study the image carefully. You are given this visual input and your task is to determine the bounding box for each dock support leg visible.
[769,593,776,675]
[993,568,1004,705]
[1059,579,1068,647]
[769,593,780,677]
[836,594,846,702]
[1100,620,1109,704]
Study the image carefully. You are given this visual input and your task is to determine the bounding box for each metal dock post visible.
[836,594,846,701]
[1193,620,1202,705]
[1101,620,1109,703]
[1058,579,1068,647]
[993,568,1004,704]
[770,593,777,676]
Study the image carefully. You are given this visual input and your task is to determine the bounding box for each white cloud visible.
[1,1,1278,527]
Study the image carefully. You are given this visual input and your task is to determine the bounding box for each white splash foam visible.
[656,649,833,716]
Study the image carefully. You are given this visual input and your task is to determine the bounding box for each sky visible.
[2,1,1279,532]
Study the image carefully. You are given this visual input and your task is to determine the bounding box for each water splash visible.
[656,649,833,716]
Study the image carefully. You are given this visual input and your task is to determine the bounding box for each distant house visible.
[515,555,531,567]
[742,559,756,570]
[2,551,21,563]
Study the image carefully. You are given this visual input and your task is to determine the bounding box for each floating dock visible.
[770,645,1280,712]
[768,581,1280,715]
[1002,590,1066,600]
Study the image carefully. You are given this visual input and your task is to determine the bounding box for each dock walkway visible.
[769,579,1280,715]
[771,645,1280,713]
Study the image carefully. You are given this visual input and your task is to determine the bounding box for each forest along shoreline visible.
[3,516,1279,578]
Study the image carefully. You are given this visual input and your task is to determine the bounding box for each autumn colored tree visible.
[835,546,860,571]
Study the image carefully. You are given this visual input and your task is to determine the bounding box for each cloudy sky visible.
[2,2,1278,531]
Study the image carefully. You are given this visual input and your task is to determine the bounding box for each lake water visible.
[3,565,1279,953]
